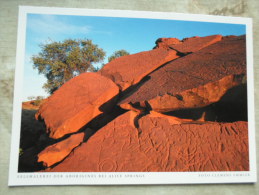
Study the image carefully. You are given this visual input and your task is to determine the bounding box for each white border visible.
[8,6,256,186]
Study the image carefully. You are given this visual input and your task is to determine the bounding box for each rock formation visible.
[45,111,248,172]
[38,132,85,167]
[22,34,248,172]
[119,35,246,113]
[98,48,179,91]
[158,34,223,53]
[35,72,119,139]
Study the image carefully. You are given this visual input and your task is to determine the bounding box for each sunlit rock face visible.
[29,35,248,172]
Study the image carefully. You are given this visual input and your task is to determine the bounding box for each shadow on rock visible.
[164,84,247,122]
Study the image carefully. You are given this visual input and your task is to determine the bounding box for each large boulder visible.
[119,35,246,113]
[44,111,248,172]
[38,132,85,167]
[36,72,119,139]
[98,48,179,91]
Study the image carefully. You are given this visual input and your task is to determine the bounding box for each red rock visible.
[148,110,205,124]
[22,99,46,110]
[146,74,245,113]
[119,35,246,113]
[36,72,119,139]
[155,35,222,53]
[155,37,181,49]
[45,111,248,172]
[98,48,179,91]
[38,132,85,167]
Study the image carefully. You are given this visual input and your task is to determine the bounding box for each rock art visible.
[155,35,223,53]
[119,35,246,113]
[98,48,179,91]
[38,132,85,167]
[27,34,248,174]
[44,111,248,172]
[36,72,119,139]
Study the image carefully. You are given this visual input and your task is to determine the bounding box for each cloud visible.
[27,14,92,35]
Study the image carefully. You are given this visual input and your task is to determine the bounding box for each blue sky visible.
[23,13,246,101]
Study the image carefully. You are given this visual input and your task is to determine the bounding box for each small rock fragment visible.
[38,132,85,167]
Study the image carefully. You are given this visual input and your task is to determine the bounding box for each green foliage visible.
[27,96,35,101]
[19,148,23,156]
[108,49,130,62]
[92,63,106,72]
[34,96,45,106]
[32,39,106,94]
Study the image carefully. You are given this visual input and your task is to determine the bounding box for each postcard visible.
[8,6,256,186]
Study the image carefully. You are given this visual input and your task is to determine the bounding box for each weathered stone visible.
[36,72,119,139]
[155,35,223,53]
[45,111,248,172]
[119,35,246,113]
[146,74,245,112]
[148,110,205,124]
[155,37,181,49]
[32,35,248,174]
[98,48,179,91]
[38,132,85,167]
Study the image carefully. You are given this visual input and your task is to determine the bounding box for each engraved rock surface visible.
[38,132,85,167]
[36,72,119,139]
[98,48,179,91]
[119,35,246,112]
[45,111,249,172]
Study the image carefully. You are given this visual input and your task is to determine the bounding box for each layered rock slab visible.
[155,35,222,53]
[38,132,85,167]
[119,35,246,113]
[36,72,119,139]
[98,48,179,91]
[45,111,249,172]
